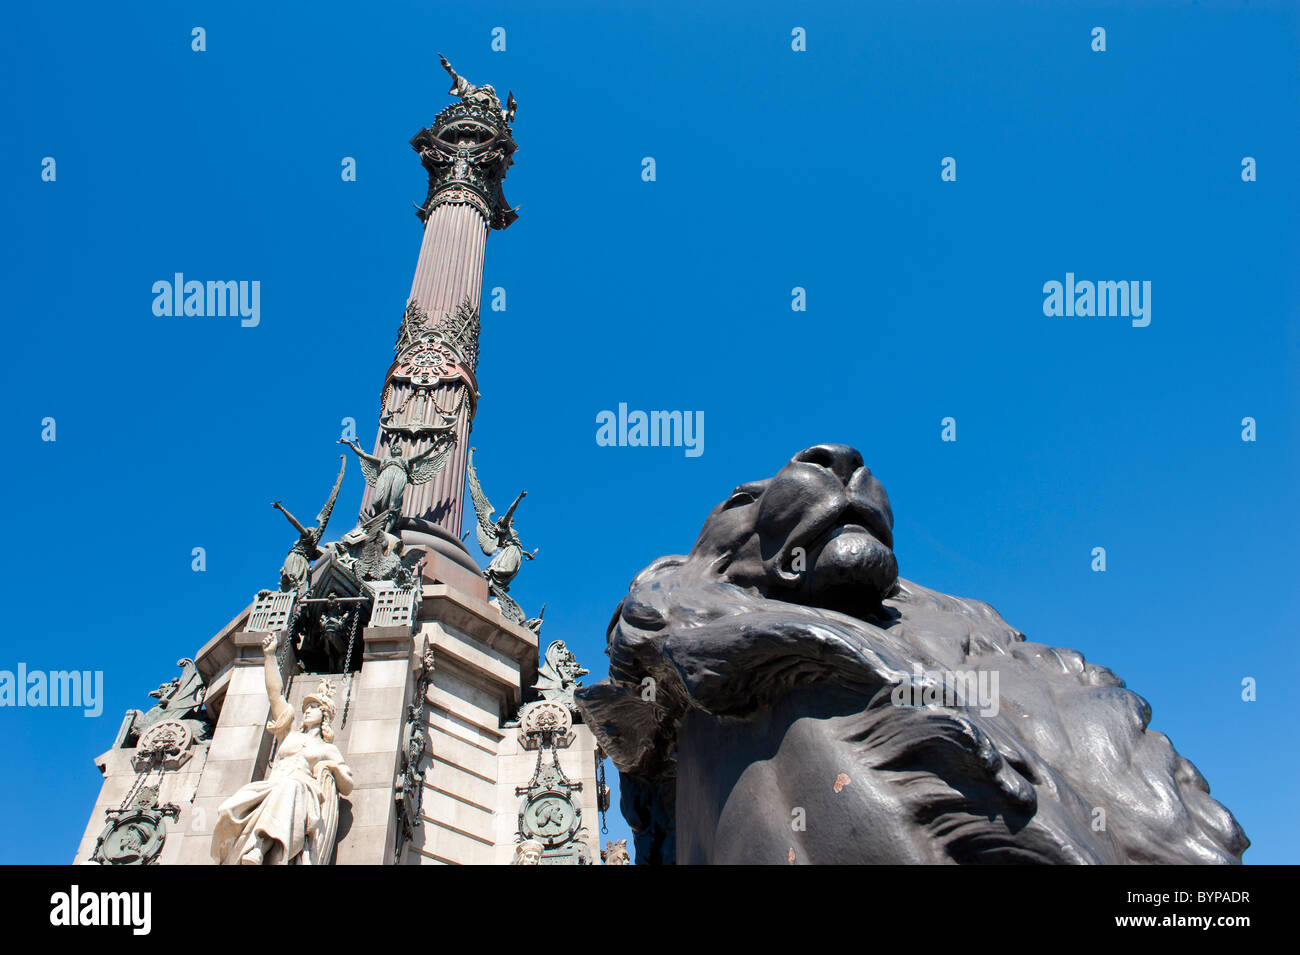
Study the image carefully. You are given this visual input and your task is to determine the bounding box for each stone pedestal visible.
[77,577,602,866]
[399,585,599,865]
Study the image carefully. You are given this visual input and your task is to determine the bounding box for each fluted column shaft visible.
[360,201,488,539]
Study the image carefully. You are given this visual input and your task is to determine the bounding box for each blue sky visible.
[1,0,1296,864]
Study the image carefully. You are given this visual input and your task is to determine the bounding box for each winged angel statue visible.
[273,455,346,592]
[340,435,455,525]
[467,447,537,623]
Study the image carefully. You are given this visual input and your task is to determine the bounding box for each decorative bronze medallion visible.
[90,788,180,866]
[522,792,579,847]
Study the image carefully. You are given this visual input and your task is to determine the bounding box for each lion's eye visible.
[722,491,756,510]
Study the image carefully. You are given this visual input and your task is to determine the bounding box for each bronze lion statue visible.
[575,444,1248,864]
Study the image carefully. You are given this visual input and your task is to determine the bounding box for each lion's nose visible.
[793,444,864,486]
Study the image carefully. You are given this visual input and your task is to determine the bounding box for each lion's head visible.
[689,444,899,620]
[576,445,1248,865]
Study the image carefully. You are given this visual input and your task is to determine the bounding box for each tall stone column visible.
[360,71,518,573]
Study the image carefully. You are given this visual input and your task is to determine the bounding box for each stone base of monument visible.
[73,580,602,866]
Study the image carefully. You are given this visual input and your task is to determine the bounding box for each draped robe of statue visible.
[373,458,411,516]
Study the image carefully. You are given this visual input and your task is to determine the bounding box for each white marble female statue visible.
[211,634,354,865]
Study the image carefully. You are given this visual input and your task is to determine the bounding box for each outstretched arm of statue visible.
[273,501,311,538]
[338,437,378,464]
[503,490,527,524]
[439,52,471,96]
[261,633,294,740]
[439,53,462,85]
